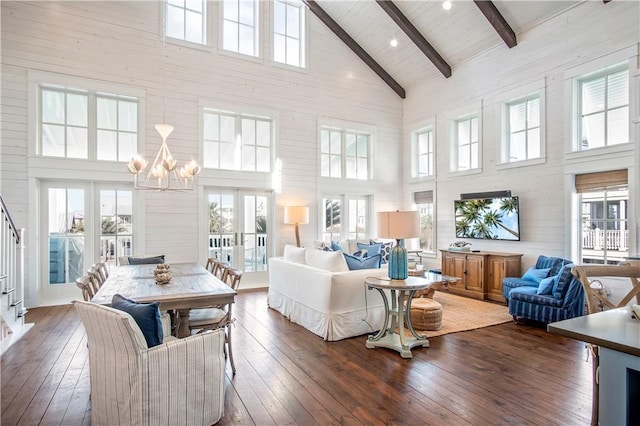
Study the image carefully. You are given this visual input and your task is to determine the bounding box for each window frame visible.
[449,112,481,174]
[320,194,372,243]
[411,126,435,179]
[221,0,259,57]
[272,0,307,69]
[319,119,374,181]
[411,189,436,257]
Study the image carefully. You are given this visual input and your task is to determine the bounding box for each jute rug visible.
[408,292,513,338]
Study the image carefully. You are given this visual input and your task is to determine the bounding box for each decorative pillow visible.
[305,248,349,272]
[331,241,344,252]
[371,239,393,264]
[521,267,551,284]
[128,255,165,265]
[111,294,163,347]
[537,276,555,295]
[343,253,382,270]
[552,264,575,299]
[283,245,306,264]
[357,242,382,258]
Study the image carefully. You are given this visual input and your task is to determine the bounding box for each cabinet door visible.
[486,256,506,301]
[465,255,484,293]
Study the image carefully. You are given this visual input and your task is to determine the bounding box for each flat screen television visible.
[454,196,521,241]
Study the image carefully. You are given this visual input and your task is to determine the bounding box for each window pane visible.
[42,124,65,157]
[224,0,238,20]
[330,155,341,177]
[509,102,526,132]
[256,121,270,146]
[186,0,202,13]
[274,2,286,34]
[220,142,235,168]
[607,70,628,109]
[607,107,628,145]
[528,98,540,127]
[204,113,219,140]
[239,24,254,56]
[458,119,470,144]
[330,131,341,154]
[470,117,478,142]
[274,34,286,63]
[220,115,235,142]
[357,158,367,179]
[321,153,330,176]
[242,145,255,171]
[287,4,300,38]
[510,132,526,162]
[242,119,256,145]
[470,143,479,169]
[204,141,220,168]
[286,37,300,66]
[345,133,356,156]
[97,129,117,160]
[67,93,87,126]
[166,5,185,39]
[185,10,203,43]
[320,129,330,153]
[582,113,605,149]
[239,0,254,25]
[356,134,367,156]
[119,100,137,132]
[118,132,137,161]
[97,98,116,129]
[458,145,469,170]
[582,77,605,115]
[256,147,270,172]
[527,128,541,158]
[223,21,239,52]
[42,90,65,123]
[346,157,356,178]
[67,127,88,158]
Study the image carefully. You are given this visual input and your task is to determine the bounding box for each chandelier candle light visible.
[128,124,201,191]
[377,210,420,280]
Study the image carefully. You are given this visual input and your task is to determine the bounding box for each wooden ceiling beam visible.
[376,0,451,78]
[302,0,406,99]
[473,1,517,48]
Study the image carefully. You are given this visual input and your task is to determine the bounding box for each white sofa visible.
[267,245,389,341]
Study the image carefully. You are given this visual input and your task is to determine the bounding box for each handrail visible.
[0,193,20,244]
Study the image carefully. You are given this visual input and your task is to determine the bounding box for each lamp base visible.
[388,239,408,280]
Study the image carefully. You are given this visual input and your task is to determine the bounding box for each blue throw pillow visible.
[521,267,551,284]
[331,241,344,252]
[128,255,165,265]
[537,276,555,295]
[111,294,163,347]
[357,242,382,257]
[343,253,381,270]
[371,239,393,264]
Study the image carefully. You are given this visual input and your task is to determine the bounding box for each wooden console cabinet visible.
[440,250,522,302]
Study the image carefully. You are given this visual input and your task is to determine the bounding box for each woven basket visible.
[408,298,443,331]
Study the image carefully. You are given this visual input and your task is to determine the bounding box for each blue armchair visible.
[502,255,570,300]
[507,263,585,323]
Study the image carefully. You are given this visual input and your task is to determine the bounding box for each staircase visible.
[1,194,31,355]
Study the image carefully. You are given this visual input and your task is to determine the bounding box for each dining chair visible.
[205,257,228,279]
[188,267,243,374]
[87,263,109,289]
[75,274,101,301]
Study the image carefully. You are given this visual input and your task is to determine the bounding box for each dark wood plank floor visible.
[2,289,593,425]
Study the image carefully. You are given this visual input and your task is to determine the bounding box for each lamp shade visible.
[284,206,309,225]
[377,211,420,239]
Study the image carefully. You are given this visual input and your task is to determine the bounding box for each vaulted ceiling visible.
[309,0,584,97]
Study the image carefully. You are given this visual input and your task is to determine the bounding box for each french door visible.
[40,182,92,306]
[207,189,271,286]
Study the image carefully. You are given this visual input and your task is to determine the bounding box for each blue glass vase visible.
[388,239,408,280]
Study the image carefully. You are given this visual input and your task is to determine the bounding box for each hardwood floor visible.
[2,289,593,425]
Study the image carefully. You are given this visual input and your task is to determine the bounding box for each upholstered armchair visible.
[73,300,226,426]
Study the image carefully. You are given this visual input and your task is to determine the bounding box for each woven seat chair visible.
[189,267,243,374]
[73,300,225,426]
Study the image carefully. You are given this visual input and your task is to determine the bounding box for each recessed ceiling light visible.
[390,39,398,47]
[443,1,452,10]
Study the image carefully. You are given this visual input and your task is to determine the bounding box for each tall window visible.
[413,128,434,178]
[506,96,540,162]
[454,116,479,171]
[413,191,434,253]
[47,187,85,284]
[323,197,341,242]
[166,0,206,44]
[320,128,369,179]
[577,67,629,150]
[273,0,305,67]
[348,198,368,240]
[99,190,133,267]
[223,0,258,56]
[40,86,139,161]
[203,110,272,172]
[322,195,371,242]
[576,170,628,265]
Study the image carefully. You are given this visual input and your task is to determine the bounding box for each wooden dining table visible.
[91,262,236,338]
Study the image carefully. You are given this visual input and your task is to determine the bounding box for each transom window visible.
[506,96,540,162]
[413,190,435,254]
[166,0,206,45]
[413,128,434,178]
[577,67,629,150]
[453,115,479,171]
[273,0,305,67]
[203,110,272,172]
[39,86,139,161]
[223,0,258,56]
[320,128,369,180]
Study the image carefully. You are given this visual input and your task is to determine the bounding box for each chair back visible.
[221,267,243,290]
[572,264,640,314]
[118,256,129,265]
[206,257,228,279]
[94,262,109,282]
[75,274,101,301]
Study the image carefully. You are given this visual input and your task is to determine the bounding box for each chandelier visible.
[127,124,201,192]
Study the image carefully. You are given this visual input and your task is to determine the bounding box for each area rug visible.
[407,292,513,338]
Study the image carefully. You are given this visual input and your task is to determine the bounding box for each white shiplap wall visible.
[404,0,640,271]
[0,1,403,306]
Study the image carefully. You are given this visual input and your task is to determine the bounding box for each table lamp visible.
[377,210,420,280]
[284,206,309,247]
